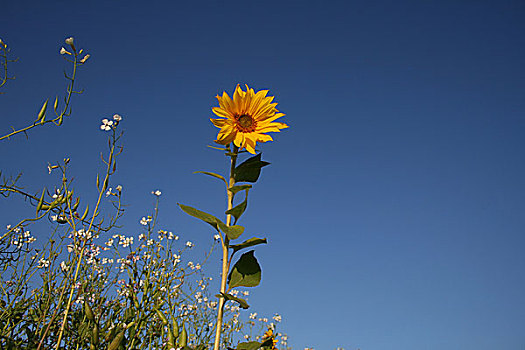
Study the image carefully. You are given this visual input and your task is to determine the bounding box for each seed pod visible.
[37,100,48,123]
[92,323,99,345]
[80,205,89,221]
[167,328,175,348]
[53,96,59,112]
[72,197,80,212]
[84,301,94,322]
[107,329,125,350]
[155,309,168,325]
[172,320,179,339]
[36,188,46,213]
[177,322,187,348]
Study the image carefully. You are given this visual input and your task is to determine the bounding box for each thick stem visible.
[213,145,238,350]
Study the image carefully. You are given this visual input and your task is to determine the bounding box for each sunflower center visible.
[236,114,256,132]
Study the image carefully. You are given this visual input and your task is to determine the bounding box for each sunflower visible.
[210,84,288,154]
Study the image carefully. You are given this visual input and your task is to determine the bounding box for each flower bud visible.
[65,37,74,45]
[80,54,90,63]
[60,47,71,55]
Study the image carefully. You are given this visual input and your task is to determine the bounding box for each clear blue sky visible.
[2,1,525,349]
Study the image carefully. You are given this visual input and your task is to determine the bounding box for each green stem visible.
[213,144,238,350]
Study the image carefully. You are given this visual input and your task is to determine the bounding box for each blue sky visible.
[2,0,525,349]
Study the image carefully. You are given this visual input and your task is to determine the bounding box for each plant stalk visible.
[213,145,238,350]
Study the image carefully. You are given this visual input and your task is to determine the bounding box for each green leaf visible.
[228,184,252,195]
[225,190,248,224]
[216,292,250,309]
[228,250,261,289]
[217,222,244,240]
[178,204,221,232]
[230,238,267,254]
[236,341,262,350]
[233,154,270,183]
[194,171,228,186]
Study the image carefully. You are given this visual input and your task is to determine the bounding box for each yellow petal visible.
[256,134,273,142]
[244,136,257,154]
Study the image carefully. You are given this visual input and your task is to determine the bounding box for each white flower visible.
[185,241,194,248]
[138,234,145,240]
[214,234,221,241]
[273,314,282,322]
[106,188,112,197]
[60,47,71,55]
[249,312,257,320]
[65,37,74,45]
[113,114,122,121]
[106,238,114,246]
[152,190,161,196]
[60,261,69,272]
[140,217,148,226]
[146,239,154,246]
[100,118,113,131]
[38,258,50,268]
[116,185,122,192]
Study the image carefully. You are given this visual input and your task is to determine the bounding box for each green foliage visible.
[228,251,262,289]
[233,154,270,183]
[230,238,268,254]
[225,189,249,225]
[216,292,250,309]
[194,171,228,186]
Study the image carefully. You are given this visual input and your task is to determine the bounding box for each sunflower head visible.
[210,84,288,154]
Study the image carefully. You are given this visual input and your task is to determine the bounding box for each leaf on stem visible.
[216,292,250,309]
[194,171,228,186]
[233,153,270,183]
[229,237,267,254]
[228,250,261,289]
[228,184,252,195]
[218,223,244,240]
[178,203,221,232]
[225,189,248,224]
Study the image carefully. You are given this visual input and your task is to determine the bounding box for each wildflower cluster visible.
[0,36,304,350]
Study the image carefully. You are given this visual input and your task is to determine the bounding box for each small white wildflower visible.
[65,37,74,45]
[152,190,161,196]
[140,217,148,226]
[38,258,50,268]
[60,47,71,55]
[146,239,154,246]
[214,234,221,241]
[106,188,112,197]
[106,238,114,246]
[113,114,122,121]
[273,314,282,322]
[185,241,194,248]
[60,261,69,272]
[249,312,257,320]
[100,118,113,131]
[138,234,145,240]
[116,185,122,192]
